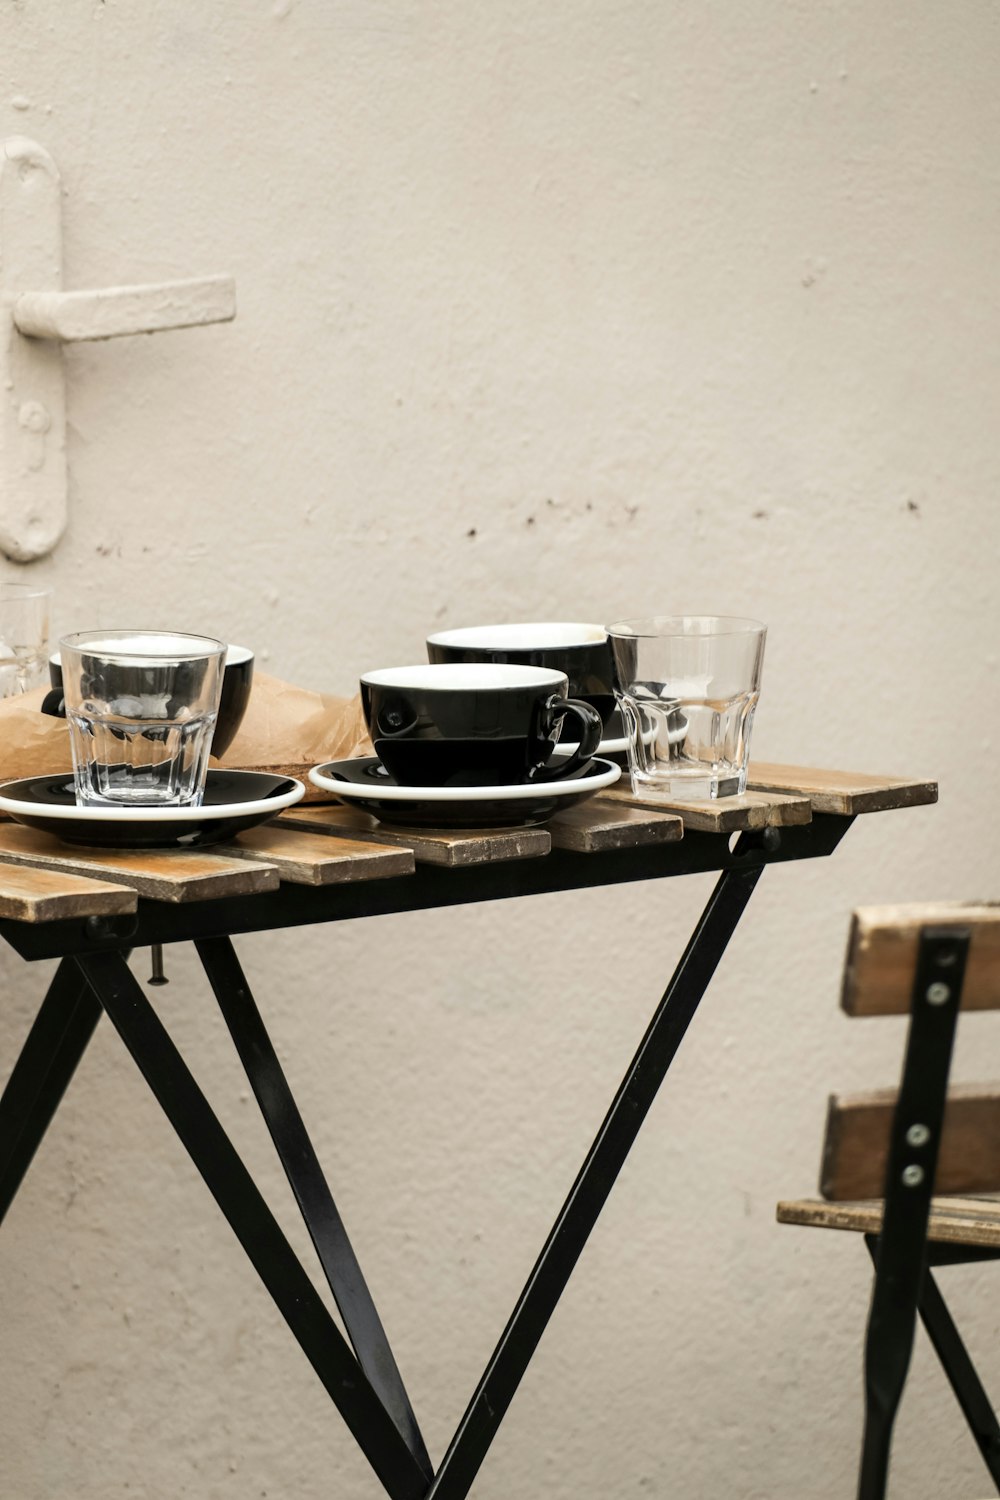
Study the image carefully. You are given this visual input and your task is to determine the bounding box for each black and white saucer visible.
[556,709,659,766]
[0,769,305,849]
[308,756,621,828]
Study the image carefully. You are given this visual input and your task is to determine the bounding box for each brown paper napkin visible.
[212,671,372,795]
[0,672,372,801]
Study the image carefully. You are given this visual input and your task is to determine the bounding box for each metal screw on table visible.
[906,1123,931,1148]
[926,982,951,1006]
[902,1164,925,1187]
[148,944,168,987]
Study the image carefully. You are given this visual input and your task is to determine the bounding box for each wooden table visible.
[0,763,936,1500]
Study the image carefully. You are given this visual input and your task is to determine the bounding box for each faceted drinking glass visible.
[60,630,226,807]
[607,616,766,800]
[0,583,50,697]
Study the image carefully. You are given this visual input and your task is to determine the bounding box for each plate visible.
[0,769,305,848]
[308,756,621,828]
[556,708,660,765]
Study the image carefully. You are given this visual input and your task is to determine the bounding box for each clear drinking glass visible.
[59,630,226,807]
[0,583,50,697]
[607,616,766,800]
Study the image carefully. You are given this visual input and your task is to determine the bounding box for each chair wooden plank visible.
[776,1196,1000,1250]
[0,861,137,923]
[747,762,938,815]
[218,825,414,885]
[278,804,551,868]
[820,1084,1000,1200]
[598,786,810,832]
[546,797,683,853]
[0,825,280,903]
[843,904,1000,1015]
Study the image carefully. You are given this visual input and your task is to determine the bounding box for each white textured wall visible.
[2,4,999,1497]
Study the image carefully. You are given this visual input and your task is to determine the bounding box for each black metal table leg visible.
[73,948,429,1500]
[195,934,431,1480]
[0,958,103,1227]
[916,1265,1000,1490]
[426,855,766,1500]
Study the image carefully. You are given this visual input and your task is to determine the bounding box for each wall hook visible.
[0,137,236,562]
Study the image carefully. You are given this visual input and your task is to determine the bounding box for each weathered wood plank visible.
[777,1195,1000,1250]
[747,762,938,815]
[220,825,414,885]
[599,786,811,832]
[0,825,280,903]
[546,797,683,853]
[843,904,1000,1015]
[0,861,137,923]
[278,804,551,868]
[820,1084,1000,1200]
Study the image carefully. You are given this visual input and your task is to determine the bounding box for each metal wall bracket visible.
[0,137,236,562]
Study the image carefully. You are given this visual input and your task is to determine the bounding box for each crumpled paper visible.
[0,671,372,800]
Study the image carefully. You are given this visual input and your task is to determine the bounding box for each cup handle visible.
[532,695,603,781]
[40,688,65,718]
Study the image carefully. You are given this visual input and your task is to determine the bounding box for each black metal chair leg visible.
[0,959,102,1226]
[194,934,431,1480]
[73,948,429,1500]
[856,928,970,1500]
[918,1267,1000,1491]
[427,856,766,1500]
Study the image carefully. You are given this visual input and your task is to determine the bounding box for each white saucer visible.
[308,756,621,828]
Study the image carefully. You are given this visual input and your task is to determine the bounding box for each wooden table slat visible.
[546,797,684,852]
[219,825,415,884]
[278,804,551,867]
[0,825,280,903]
[599,786,812,832]
[747,762,938,815]
[0,860,138,922]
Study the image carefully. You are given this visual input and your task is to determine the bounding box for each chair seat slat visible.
[777,1196,1000,1250]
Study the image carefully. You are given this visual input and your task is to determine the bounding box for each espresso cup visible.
[425,622,617,728]
[45,643,254,759]
[360,663,603,787]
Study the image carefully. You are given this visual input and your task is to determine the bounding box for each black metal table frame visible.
[0,814,853,1499]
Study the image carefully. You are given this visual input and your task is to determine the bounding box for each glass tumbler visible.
[0,583,50,697]
[60,630,226,807]
[607,616,766,800]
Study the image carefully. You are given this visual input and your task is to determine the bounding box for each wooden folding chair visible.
[777,905,1000,1500]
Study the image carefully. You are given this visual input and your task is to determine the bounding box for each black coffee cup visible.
[360,663,603,787]
[44,642,254,759]
[425,622,617,728]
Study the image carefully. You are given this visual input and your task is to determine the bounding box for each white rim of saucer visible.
[309,757,620,802]
[0,771,304,822]
[558,731,630,756]
[556,720,659,756]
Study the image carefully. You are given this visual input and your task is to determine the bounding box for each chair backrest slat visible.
[821,1083,1000,1200]
[842,904,1000,1016]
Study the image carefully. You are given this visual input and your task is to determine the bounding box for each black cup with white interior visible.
[360,663,603,787]
[425,622,617,728]
[44,643,255,759]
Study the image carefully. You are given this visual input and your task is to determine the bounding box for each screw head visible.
[906,1124,931,1148]
[902,1164,925,1187]
[926,981,951,1006]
